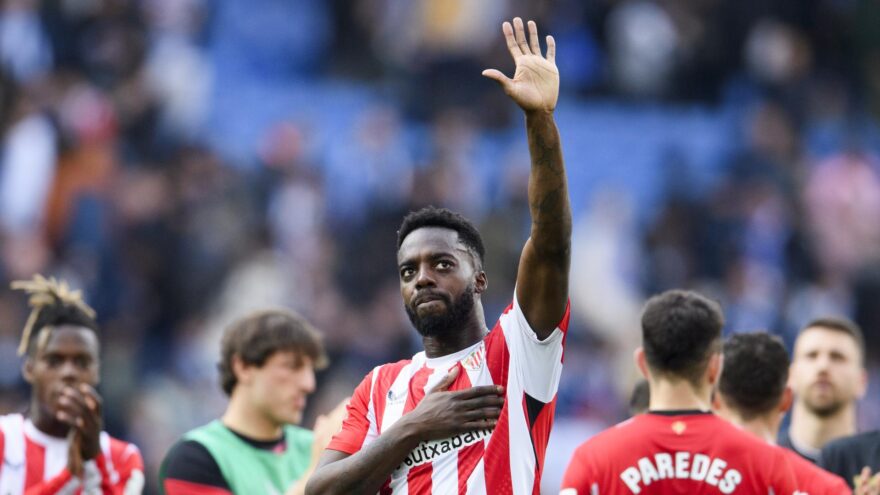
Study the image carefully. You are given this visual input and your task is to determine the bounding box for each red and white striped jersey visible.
[328,296,570,495]
[0,413,145,495]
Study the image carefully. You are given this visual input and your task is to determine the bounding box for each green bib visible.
[183,420,313,495]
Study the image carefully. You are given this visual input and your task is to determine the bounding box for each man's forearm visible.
[306,420,422,495]
[525,110,571,256]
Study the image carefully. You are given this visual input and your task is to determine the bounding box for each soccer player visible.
[713,332,849,494]
[306,16,571,495]
[780,317,868,463]
[820,430,880,490]
[0,275,145,494]
[561,290,799,495]
[160,309,346,495]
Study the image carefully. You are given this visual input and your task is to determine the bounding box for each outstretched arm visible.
[483,18,571,340]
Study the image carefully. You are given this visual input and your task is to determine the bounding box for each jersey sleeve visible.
[159,440,232,495]
[327,369,374,455]
[110,439,145,494]
[500,292,570,401]
[561,443,596,494]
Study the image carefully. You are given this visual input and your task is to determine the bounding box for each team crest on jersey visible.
[671,421,687,435]
[461,344,485,371]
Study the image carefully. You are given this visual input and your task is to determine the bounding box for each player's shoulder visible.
[575,416,644,456]
[0,413,24,425]
[106,434,142,460]
[784,447,849,491]
[712,417,778,451]
[823,429,880,454]
[376,357,415,373]
[162,438,217,471]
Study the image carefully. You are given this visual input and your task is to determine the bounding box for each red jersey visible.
[328,297,570,494]
[561,412,800,495]
[0,414,144,495]
[782,448,850,495]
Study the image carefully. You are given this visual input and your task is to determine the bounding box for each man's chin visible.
[413,317,455,337]
[805,399,844,417]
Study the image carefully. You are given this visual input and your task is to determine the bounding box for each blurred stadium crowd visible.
[2,0,880,492]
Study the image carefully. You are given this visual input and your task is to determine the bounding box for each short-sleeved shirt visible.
[819,430,880,489]
[561,412,800,495]
[0,413,144,495]
[328,296,570,494]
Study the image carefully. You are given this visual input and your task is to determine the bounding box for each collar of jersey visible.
[24,418,69,447]
[647,409,713,416]
[422,339,483,369]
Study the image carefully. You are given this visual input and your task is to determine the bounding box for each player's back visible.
[562,412,799,495]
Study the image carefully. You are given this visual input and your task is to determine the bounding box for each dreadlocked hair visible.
[10,274,98,356]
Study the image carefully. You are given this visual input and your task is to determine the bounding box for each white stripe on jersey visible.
[382,360,418,433]
[24,420,68,480]
[365,367,380,446]
[466,458,488,495]
[431,447,458,494]
[506,375,537,495]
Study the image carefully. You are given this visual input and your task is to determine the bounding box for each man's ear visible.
[635,348,649,379]
[475,271,488,295]
[706,353,723,386]
[232,355,253,387]
[779,386,793,414]
[22,358,35,385]
[857,368,868,400]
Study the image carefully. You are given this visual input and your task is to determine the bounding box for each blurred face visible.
[24,325,100,420]
[245,352,315,426]
[398,227,482,337]
[790,327,866,417]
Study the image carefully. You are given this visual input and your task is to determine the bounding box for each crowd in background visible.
[2,0,880,492]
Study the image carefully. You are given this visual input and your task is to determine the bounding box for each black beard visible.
[805,397,846,418]
[406,285,475,338]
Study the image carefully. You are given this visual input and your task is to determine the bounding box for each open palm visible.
[483,18,559,113]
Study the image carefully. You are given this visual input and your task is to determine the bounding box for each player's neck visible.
[648,380,711,412]
[28,401,69,438]
[223,394,284,441]
[790,400,856,451]
[422,313,488,359]
[727,413,779,444]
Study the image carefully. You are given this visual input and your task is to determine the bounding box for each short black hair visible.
[218,309,328,395]
[720,332,790,420]
[397,206,485,266]
[800,317,866,363]
[641,290,724,387]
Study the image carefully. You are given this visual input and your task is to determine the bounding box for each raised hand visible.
[57,383,103,475]
[483,17,558,114]
[855,466,880,495]
[402,366,505,441]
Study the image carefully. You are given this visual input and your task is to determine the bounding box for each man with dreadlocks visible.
[307,17,571,494]
[0,275,145,494]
